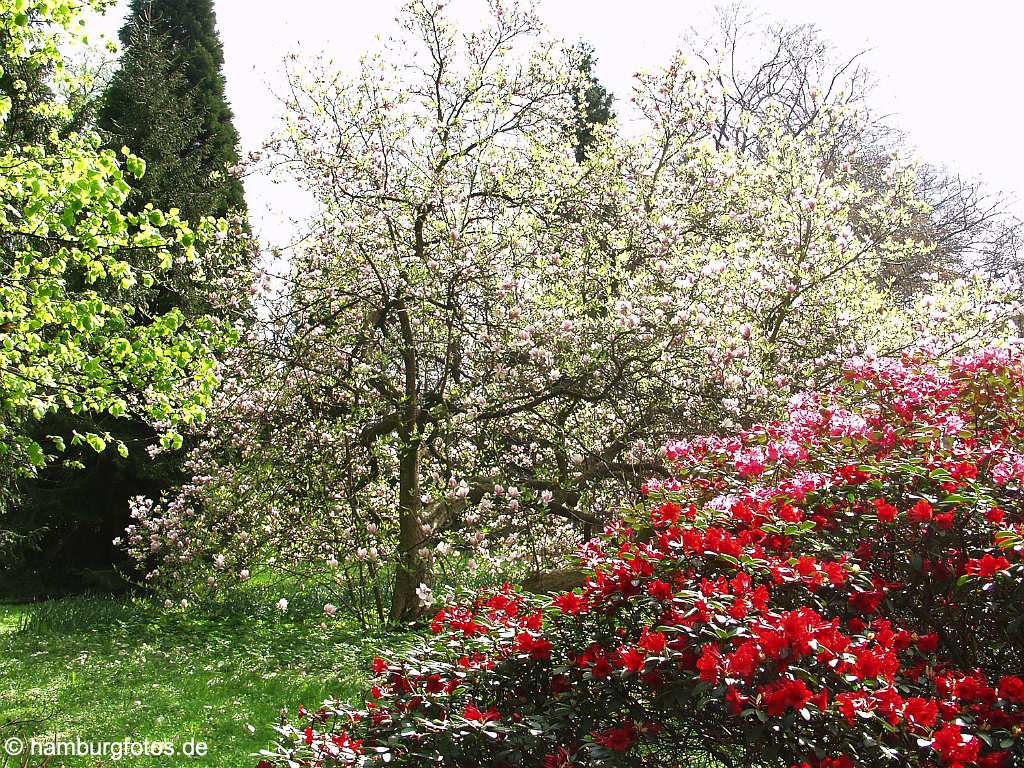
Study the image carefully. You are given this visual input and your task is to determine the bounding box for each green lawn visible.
[0,592,390,767]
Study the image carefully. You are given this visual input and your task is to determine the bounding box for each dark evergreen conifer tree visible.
[572,43,614,162]
[99,0,245,219]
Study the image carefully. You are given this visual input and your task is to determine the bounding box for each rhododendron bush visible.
[122,1,1018,625]
[260,347,1024,767]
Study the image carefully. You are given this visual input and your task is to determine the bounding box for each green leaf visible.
[26,440,45,467]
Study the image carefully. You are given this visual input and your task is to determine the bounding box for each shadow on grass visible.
[0,591,399,767]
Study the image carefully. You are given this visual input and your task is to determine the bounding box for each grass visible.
[0,589,397,767]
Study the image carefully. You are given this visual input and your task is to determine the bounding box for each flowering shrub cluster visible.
[260,347,1024,767]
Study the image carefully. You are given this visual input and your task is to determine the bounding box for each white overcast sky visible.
[87,1,1024,249]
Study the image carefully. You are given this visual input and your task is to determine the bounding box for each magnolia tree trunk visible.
[389,434,427,624]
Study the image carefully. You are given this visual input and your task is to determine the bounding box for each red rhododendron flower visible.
[997,675,1024,704]
[870,498,898,523]
[906,499,933,523]
[647,578,673,601]
[964,554,1012,578]
[932,724,980,765]
[553,592,586,615]
[696,644,723,683]
[462,704,500,723]
[592,722,638,753]
[761,678,812,716]
[903,696,938,730]
[617,645,646,673]
[515,632,553,660]
[726,641,761,679]
[637,628,667,655]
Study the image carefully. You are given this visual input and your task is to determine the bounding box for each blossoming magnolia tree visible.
[122,1,1017,624]
[261,346,1024,767]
